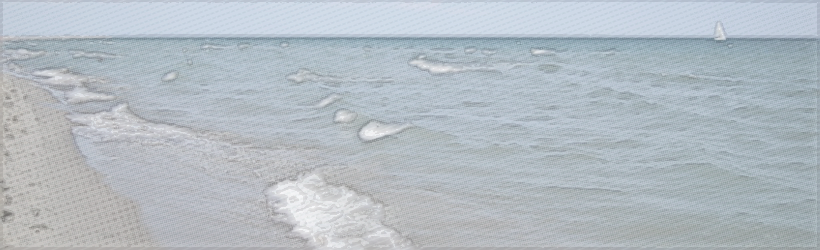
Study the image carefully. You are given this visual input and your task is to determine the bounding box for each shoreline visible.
[1,74,155,247]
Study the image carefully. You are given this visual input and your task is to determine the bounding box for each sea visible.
[2,38,818,248]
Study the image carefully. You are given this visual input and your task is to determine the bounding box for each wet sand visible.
[2,75,154,247]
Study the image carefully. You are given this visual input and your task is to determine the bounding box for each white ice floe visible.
[316,94,342,108]
[265,172,414,249]
[65,87,116,104]
[162,71,179,82]
[31,68,103,86]
[333,109,357,123]
[358,120,412,142]
[2,48,47,61]
[530,48,556,56]
[280,41,290,48]
[68,50,119,60]
[408,55,526,75]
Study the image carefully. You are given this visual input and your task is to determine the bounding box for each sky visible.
[2,1,817,37]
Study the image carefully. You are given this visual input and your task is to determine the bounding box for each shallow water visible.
[4,38,817,247]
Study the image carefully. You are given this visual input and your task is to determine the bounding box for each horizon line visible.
[3,34,818,40]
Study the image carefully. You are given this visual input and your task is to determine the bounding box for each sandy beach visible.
[2,75,154,247]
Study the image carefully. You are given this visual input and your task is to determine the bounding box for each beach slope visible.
[2,75,154,247]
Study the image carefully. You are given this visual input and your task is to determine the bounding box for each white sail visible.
[714,21,727,41]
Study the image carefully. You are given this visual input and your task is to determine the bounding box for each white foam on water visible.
[286,69,393,85]
[357,120,412,142]
[186,59,193,66]
[162,71,179,82]
[316,94,342,108]
[65,87,116,104]
[265,172,414,249]
[2,48,47,61]
[408,55,526,75]
[68,50,119,60]
[31,68,103,86]
[201,43,231,50]
[333,109,357,123]
[238,43,253,50]
[280,41,290,48]
[464,46,477,54]
[66,103,283,163]
[530,48,556,56]
[481,48,497,56]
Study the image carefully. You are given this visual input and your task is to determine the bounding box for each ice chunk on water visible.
[287,69,392,84]
[358,120,412,142]
[237,43,252,50]
[316,94,342,108]
[65,87,116,104]
[333,109,357,123]
[162,71,179,82]
[265,172,414,249]
[280,41,289,48]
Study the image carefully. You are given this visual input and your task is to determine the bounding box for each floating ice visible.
[31,68,101,86]
[280,41,289,48]
[408,55,525,75]
[237,43,252,50]
[65,87,116,104]
[162,71,179,82]
[201,43,230,50]
[316,94,342,108]
[265,173,414,249]
[333,109,357,123]
[358,120,412,142]
[464,46,477,54]
[530,48,556,56]
[68,50,119,61]
[2,48,47,61]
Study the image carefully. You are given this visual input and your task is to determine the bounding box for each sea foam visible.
[530,48,556,56]
[68,50,119,61]
[265,173,414,249]
[408,55,526,75]
[316,94,342,108]
[286,69,393,85]
[333,109,357,123]
[358,120,412,142]
[31,68,103,86]
[162,71,179,82]
[3,48,47,61]
[65,87,116,104]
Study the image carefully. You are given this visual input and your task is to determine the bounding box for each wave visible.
[265,172,414,249]
[65,103,262,162]
[68,50,119,61]
[31,68,106,86]
[408,55,528,75]
[316,94,342,108]
[286,69,393,85]
[2,48,47,61]
[65,87,116,104]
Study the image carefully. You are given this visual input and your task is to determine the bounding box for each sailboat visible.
[714,21,727,42]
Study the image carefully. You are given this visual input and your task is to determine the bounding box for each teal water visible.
[4,38,818,247]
